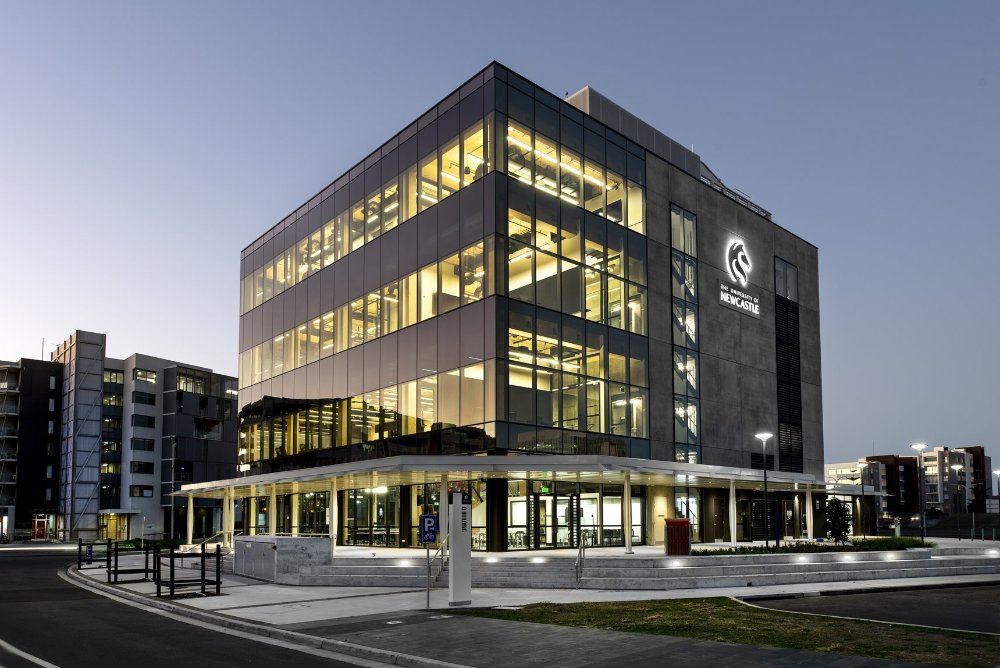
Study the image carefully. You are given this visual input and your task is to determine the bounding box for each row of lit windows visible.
[238,361,648,466]
[506,178,647,285]
[671,204,700,463]
[239,240,492,389]
[239,361,496,465]
[505,121,644,234]
[506,302,647,387]
[240,117,493,316]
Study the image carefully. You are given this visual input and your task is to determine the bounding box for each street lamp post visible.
[911,443,927,543]
[950,463,965,538]
[857,462,867,539]
[755,432,773,548]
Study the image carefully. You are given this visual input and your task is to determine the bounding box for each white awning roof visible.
[178,455,861,499]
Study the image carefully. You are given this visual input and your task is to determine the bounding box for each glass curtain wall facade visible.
[236,65,653,549]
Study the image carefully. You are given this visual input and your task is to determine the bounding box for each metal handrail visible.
[431,534,450,578]
[574,539,587,585]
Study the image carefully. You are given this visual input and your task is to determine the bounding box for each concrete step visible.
[579,563,1000,590]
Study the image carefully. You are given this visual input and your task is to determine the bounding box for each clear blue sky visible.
[1,1,997,465]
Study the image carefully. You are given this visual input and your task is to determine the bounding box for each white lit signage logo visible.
[720,238,760,319]
[727,241,751,287]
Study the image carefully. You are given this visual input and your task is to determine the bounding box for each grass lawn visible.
[459,598,997,667]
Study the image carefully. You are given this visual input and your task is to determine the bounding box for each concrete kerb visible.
[64,565,467,668]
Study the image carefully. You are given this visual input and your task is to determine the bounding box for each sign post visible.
[448,491,472,606]
[419,514,438,609]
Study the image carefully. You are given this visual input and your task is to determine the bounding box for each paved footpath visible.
[62,554,1000,667]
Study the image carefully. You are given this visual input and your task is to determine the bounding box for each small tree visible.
[825,498,851,545]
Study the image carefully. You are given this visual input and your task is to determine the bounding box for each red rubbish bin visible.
[665,519,691,556]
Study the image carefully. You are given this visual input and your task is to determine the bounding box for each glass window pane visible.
[419,264,438,321]
[334,212,349,261]
[350,201,365,252]
[534,134,559,198]
[401,272,418,328]
[788,264,798,302]
[382,178,399,233]
[610,383,627,436]
[439,253,461,313]
[560,259,583,318]
[670,205,684,252]
[629,387,647,439]
[401,164,418,222]
[683,210,697,258]
[585,325,606,379]
[296,323,308,368]
[583,161,605,216]
[627,233,646,285]
[686,353,698,397]
[508,302,534,364]
[461,242,485,304]
[271,333,286,376]
[536,368,558,427]
[685,258,697,302]
[440,136,461,200]
[365,189,382,242]
[439,369,460,428]
[323,219,337,267]
[285,327,297,371]
[535,250,560,311]
[508,241,534,304]
[607,276,624,330]
[586,379,605,432]
[629,336,647,388]
[684,302,697,348]
[462,120,486,186]
[627,284,646,335]
[559,147,581,206]
[626,180,644,234]
[381,282,399,335]
[321,311,335,359]
[605,170,624,224]
[606,225,625,278]
[461,363,485,425]
[560,205,582,262]
[608,331,628,384]
[560,373,582,430]
[508,364,535,424]
[262,261,274,302]
[584,266,603,322]
[672,299,685,346]
[775,258,786,297]
[419,152,439,211]
[349,298,365,348]
[674,396,687,444]
[506,121,532,185]
[365,292,380,342]
[400,380,418,435]
[418,375,437,432]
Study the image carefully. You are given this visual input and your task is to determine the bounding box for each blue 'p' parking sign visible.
[419,514,438,544]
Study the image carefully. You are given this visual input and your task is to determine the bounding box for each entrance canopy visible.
[178,455,860,499]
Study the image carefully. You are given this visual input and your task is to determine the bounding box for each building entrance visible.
[528,492,580,549]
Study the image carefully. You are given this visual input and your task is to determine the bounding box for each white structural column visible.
[805,486,814,540]
[221,489,231,549]
[228,492,236,544]
[439,474,449,555]
[291,493,300,536]
[186,494,194,546]
[623,471,633,554]
[249,498,257,536]
[729,479,738,546]
[269,484,277,536]
[329,478,338,555]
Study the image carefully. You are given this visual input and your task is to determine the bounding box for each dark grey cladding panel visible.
[566,85,702,180]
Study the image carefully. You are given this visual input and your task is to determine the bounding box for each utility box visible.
[664,519,691,556]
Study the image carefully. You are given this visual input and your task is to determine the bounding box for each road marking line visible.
[0,636,61,668]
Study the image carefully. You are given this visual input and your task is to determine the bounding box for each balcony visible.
[0,429,17,439]
[0,447,15,461]
[0,404,17,416]
[0,381,18,393]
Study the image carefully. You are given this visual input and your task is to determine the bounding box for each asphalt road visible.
[753,585,1000,634]
[0,550,362,667]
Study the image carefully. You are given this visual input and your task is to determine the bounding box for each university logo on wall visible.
[719,238,760,319]
[727,242,751,286]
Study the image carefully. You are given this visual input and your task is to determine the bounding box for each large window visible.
[241,114,494,315]
[240,239,494,388]
[670,204,700,464]
[775,256,798,302]
[134,368,157,384]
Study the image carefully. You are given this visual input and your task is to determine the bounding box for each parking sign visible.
[419,514,438,544]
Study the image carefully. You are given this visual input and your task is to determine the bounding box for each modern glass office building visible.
[185,63,826,550]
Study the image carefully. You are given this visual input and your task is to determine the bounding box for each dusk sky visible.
[1,2,997,465]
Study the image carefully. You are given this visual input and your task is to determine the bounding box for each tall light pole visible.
[756,432,773,548]
[911,443,927,543]
[950,463,965,538]
[994,469,1000,516]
